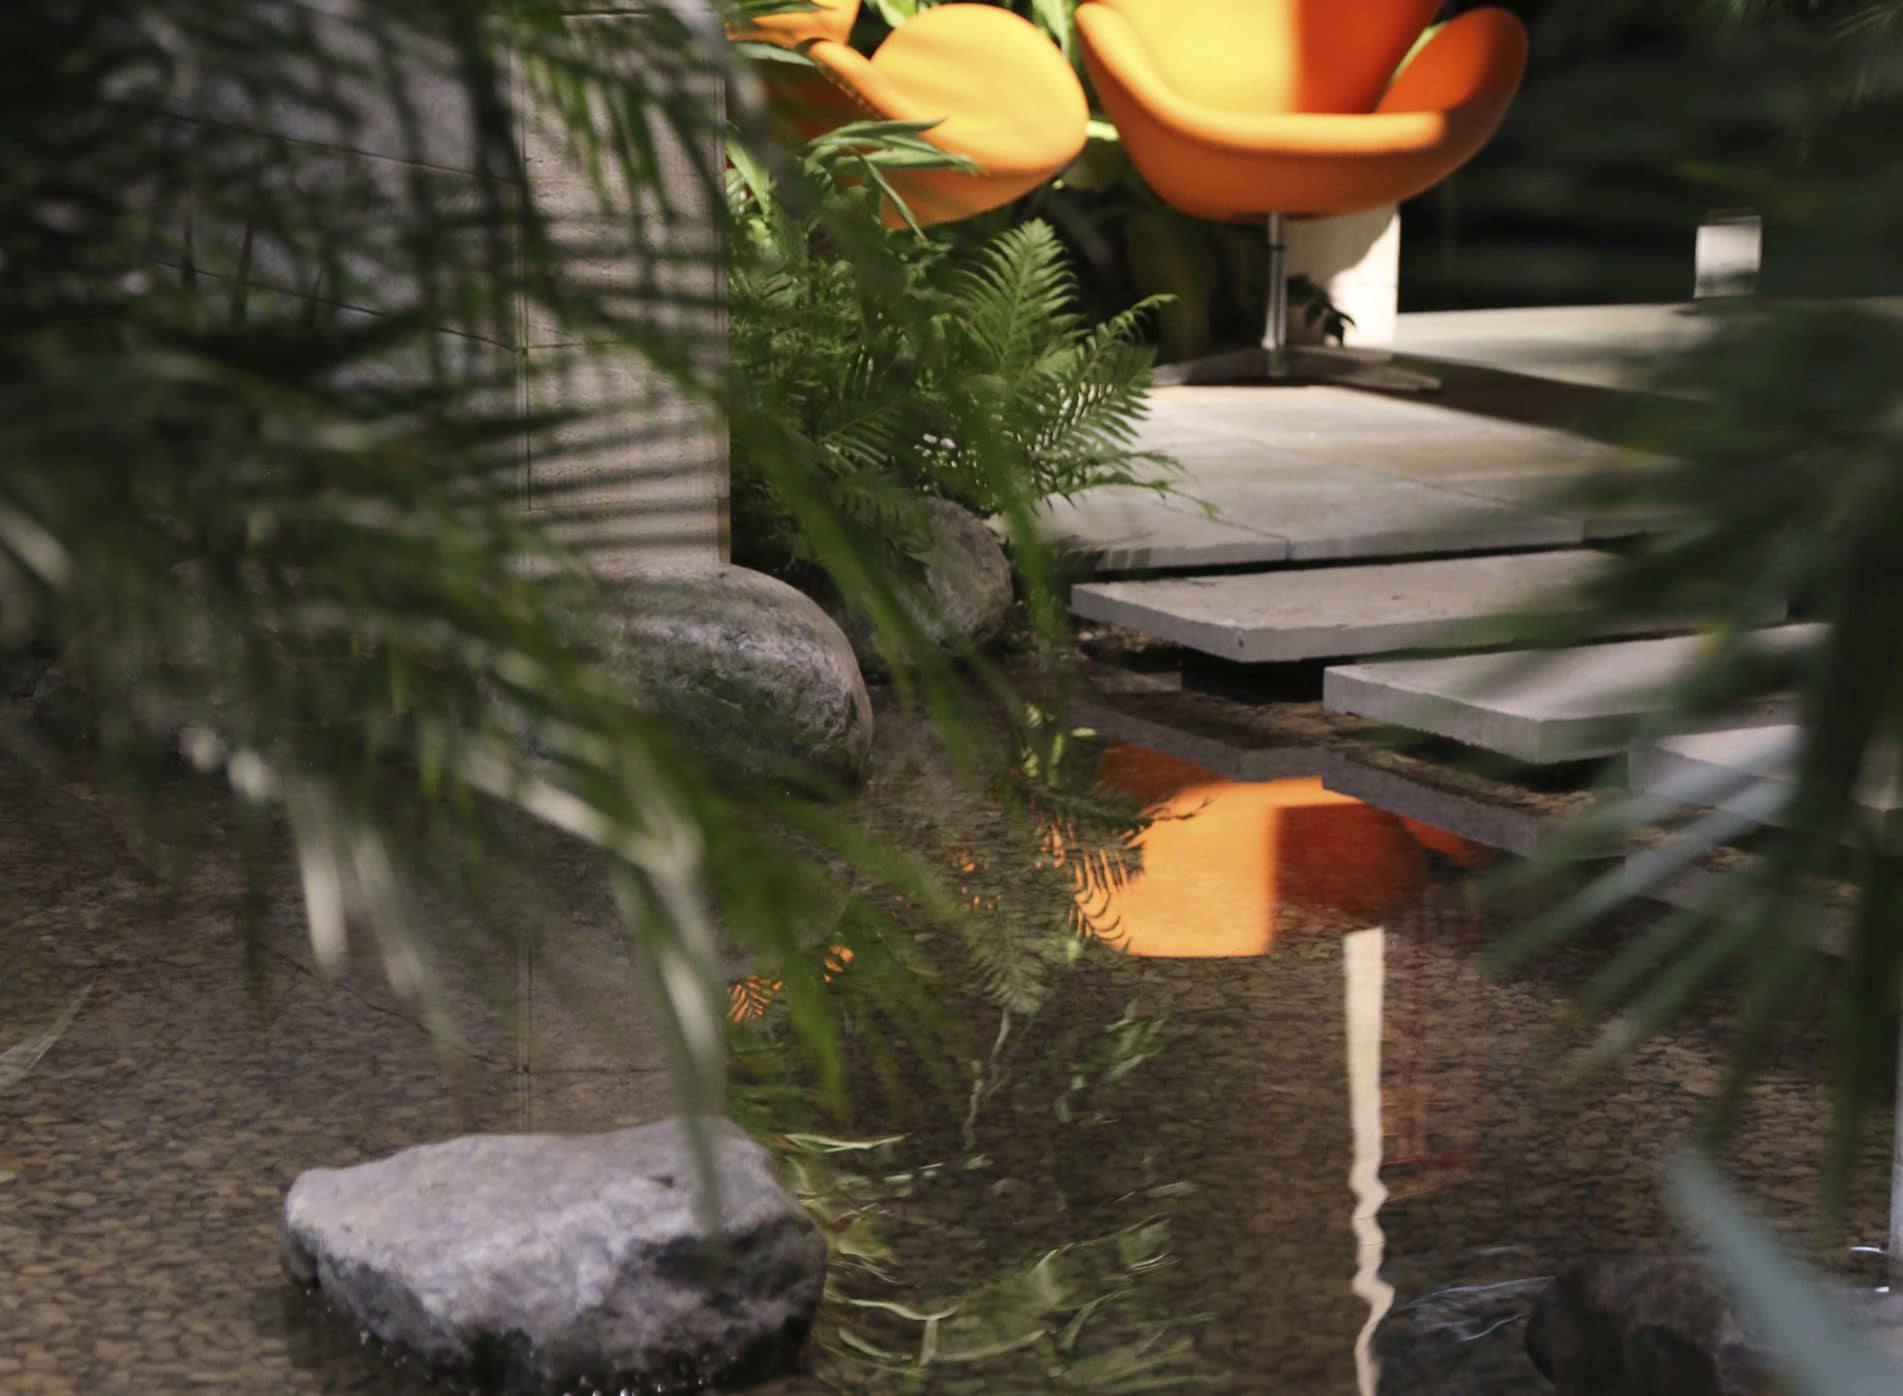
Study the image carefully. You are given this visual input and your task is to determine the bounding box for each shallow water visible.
[0,711,1890,1395]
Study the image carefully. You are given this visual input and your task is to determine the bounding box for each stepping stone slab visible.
[1074,551,1686,664]
[1038,475,1579,573]
[1630,724,1903,847]
[1625,848,1849,954]
[1227,478,1582,562]
[1032,484,1290,571]
[1321,758,1568,859]
[1324,626,1820,764]
[281,1117,825,1396]
[1140,384,1529,448]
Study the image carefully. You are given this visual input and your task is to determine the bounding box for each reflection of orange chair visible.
[1076,0,1528,390]
[739,1,1090,227]
[1088,746,1500,957]
[1093,747,1432,958]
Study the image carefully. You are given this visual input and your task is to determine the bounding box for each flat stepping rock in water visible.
[1073,551,1724,664]
[280,1117,825,1396]
[1323,626,1821,764]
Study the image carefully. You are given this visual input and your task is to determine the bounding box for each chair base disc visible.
[1152,346,1441,394]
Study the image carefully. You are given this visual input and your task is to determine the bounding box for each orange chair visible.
[1076,0,1528,389]
[737,1,1089,228]
[741,0,858,46]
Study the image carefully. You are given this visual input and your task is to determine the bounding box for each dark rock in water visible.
[1,652,52,704]
[281,1117,826,1396]
[597,563,873,786]
[1526,1255,1772,1396]
[1373,1251,1551,1392]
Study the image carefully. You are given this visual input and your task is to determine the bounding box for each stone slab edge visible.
[1325,664,1799,765]
[1074,700,1340,784]
[1637,855,1850,957]
[1321,757,1570,859]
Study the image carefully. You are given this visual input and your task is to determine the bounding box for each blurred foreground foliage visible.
[1468,0,1903,1217]
[0,0,1142,1163]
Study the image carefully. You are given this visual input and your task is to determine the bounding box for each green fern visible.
[728,132,1174,578]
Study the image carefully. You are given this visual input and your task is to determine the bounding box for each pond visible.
[0,706,1890,1395]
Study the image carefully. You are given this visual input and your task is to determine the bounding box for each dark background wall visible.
[1401,0,1712,309]
[1402,0,1903,309]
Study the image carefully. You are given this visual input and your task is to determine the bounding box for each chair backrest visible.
[1091,0,1442,115]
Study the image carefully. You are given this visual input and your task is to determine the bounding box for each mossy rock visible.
[598,563,874,787]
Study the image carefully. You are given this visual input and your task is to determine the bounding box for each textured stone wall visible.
[156,0,727,566]
[514,4,727,565]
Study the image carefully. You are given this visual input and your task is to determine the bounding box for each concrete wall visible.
[158,0,727,566]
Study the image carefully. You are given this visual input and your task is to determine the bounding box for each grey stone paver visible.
[1037,456,1583,572]
[1280,428,1627,479]
[1139,384,1525,448]
[1071,550,1684,664]
[1324,626,1821,764]
[1630,724,1903,847]
[1402,469,1684,541]
[1628,724,1796,817]
[1233,477,1581,561]
[1038,384,1687,574]
[1320,759,1566,858]
[1391,303,1717,392]
[1035,484,1291,570]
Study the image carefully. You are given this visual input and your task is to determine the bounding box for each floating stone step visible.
[1629,724,1903,848]
[1323,626,1820,764]
[1320,757,1576,858]
[1072,550,1708,664]
[1624,845,1850,953]
[1037,473,1580,573]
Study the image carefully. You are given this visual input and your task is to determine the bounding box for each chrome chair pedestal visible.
[1151,214,1440,394]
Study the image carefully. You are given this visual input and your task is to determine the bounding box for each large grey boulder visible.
[907,499,1014,649]
[281,1118,826,1396]
[597,563,873,785]
[838,499,1014,675]
[1526,1256,1770,1396]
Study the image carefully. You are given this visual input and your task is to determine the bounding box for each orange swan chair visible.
[737,1,1089,228]
[1076,0,1528,390]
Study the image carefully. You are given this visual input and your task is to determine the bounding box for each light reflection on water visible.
[1346,925,1396,1396]
[1,725,1890,1396]
[1090,745,1502,1392]
[1088,745,1497,960]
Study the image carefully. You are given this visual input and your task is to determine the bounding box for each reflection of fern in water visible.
[1015,707,1160,950]
[714,703,1210,1390]
[949,710,1159,1019]
[751,1029,1211,1393]
[944,712,1165,1147]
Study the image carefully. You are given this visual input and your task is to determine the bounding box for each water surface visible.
[0,717,1887,1394]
